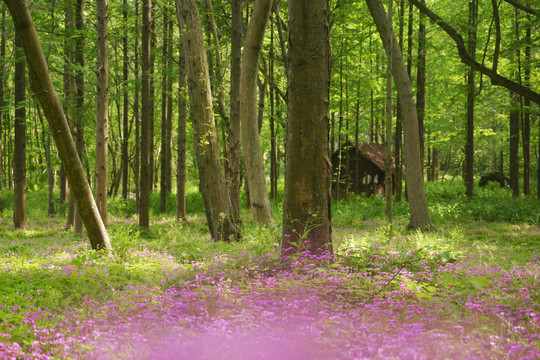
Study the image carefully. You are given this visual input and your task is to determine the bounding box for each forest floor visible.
[0,185,539,359]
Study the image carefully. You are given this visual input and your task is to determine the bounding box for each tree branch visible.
[503,0,538,15]
[408,0,540,105]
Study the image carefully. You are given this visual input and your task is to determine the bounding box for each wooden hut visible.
[331,142,396,198]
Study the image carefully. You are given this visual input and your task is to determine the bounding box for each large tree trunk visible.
[226,0,242,219]
[139,0,152,229]
[366,0,434,231]
[3,0,111,250]
[176,0,240,241]
[282,0,332,255]
[95,0,109,227]
[241,0,273,224]
[13,31,26,229]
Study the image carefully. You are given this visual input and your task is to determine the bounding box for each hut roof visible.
[357,143,387,171]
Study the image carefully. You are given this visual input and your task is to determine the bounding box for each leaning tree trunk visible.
[366,0,434,231]
[3,0,111,250]
[240,0,274,224]
[176,0,240,241]
[282,0,333,255]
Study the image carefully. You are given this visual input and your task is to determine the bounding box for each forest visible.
[0,0,539,358]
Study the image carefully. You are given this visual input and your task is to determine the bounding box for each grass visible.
[0,180,539,359]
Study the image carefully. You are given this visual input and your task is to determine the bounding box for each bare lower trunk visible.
[282,0,332,255]
[240,0,273,224]
[176,0,240,241]
[366,0,434,231]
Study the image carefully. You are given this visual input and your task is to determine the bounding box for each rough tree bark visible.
[176,0,240,241]
[139,0,151,229]
[240,0,274,224]
[282,0,333,255]
[226,0,242,219]
[366,0,434,231]
[3,0,111,249]
[95,0,109,227]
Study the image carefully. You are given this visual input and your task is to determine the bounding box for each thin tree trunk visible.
[282,0,332,255]
[3,0,111,249]
[385,0,393,227]
[95,0,109,227]
[0,7,5,191]
[464,0,478,199]
[394,0,404,201]
[509,91,520,197]
[269,17,277,201]
[176,0,240,241]
[416,0,426,170]
[176,41,187,222]
[226,0,242,219]
[366,0,434,231]
[160,14,171,214]
[134,0,140,213]
[240,0,273,224]
[140,0,152,229]
[522,17,531,196]
[121,0,129,199]
[13,30,26,229]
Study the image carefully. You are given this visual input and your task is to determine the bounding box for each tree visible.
[139,0,151,229]
[176,41,187,222]
[282,0,332,255]
[226,0,242,219]
[95,0,109,227]
[3,0,111,250]
[13,30,25,229]
[464,0,478,199]
[366,0,434,231]
[121,0,129,199]
[240,0,273,225]
[176,0,240,241]
[160,13,172,214]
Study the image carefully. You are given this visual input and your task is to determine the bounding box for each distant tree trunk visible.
[385,0,393,226]
[282,0,332,255]
[73,0,85,235]
[516,16,531,196]
[176,42,187,222]
[394,0,405,201]
[240,0,273,224]
[95,0,109,227]
[509,91,520,197]
[0,8,5,191]
[176,0,240,241]
[121,0,129,199]
[13,30,26,229]
[134,0,140,213]
[269,17,277,201]
[464,0,477,199]
[37,105,55,215]
[226,0,242,218]
[522,18,531,196]
[160,14,172,214]
[366,0,434,231]
[416,0,426,171]
[4,0,111,249]
[139,0,152,229]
